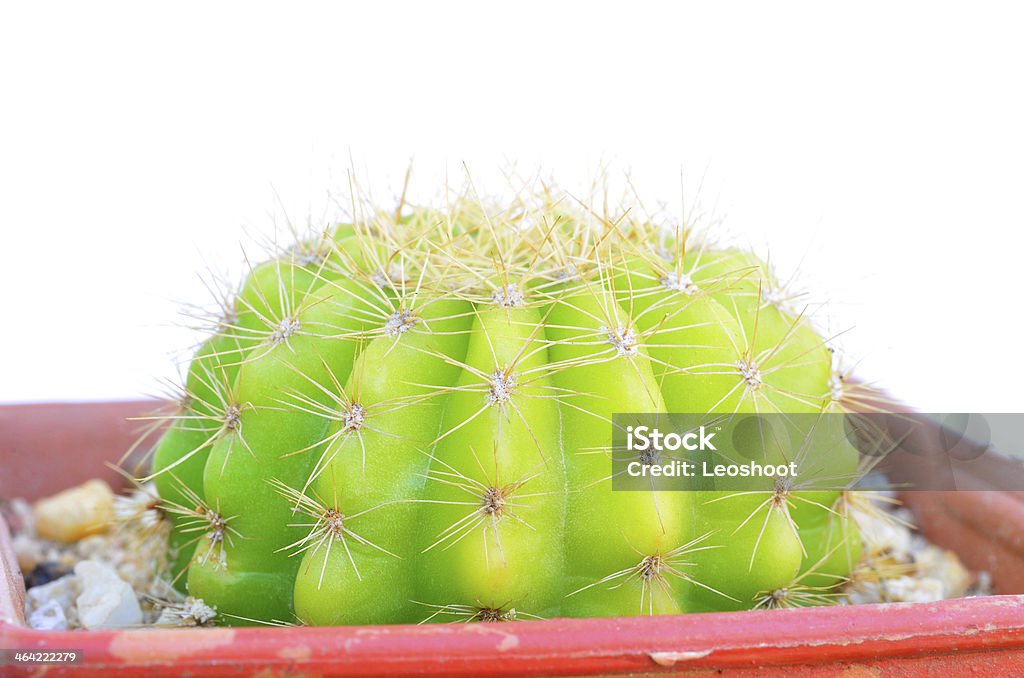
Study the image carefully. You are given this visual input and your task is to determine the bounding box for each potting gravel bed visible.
[1,477,991,631]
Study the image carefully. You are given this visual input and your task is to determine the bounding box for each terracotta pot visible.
[2,401,1024,676]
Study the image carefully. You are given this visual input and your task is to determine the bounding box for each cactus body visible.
[147,185,863,625]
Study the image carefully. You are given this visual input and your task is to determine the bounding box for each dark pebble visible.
[24,562,71,589]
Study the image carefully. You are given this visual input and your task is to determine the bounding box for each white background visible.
[1,1,1022,412]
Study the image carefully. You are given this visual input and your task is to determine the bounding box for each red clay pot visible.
[2,401,1024,677]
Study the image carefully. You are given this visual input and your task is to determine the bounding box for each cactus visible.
[142,179,867,626]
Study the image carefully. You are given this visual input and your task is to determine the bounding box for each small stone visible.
[883,576,945,603]
[912,543,971,598]
[970,571,993,597]
[35,480,115,543]
[25,561,71,589]
[74,560,142,629]
[852,507,913,560]
[12,532,46,573]
[25,574,81,628]
[28,599,68,631]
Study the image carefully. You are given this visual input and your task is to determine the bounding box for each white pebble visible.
[853,508,912,559]
[883,576,945,604]
[74,560,142,629]
[28,599,68,631]
[25,574,80,627]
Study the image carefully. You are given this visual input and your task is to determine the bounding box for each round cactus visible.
[143,181,865,625]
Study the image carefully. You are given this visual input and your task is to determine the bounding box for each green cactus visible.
[143,182,864,625]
